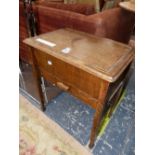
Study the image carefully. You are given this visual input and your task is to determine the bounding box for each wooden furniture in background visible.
[99,0,105,10]
[24,28,134,148]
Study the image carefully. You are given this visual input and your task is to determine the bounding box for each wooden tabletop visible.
[24,28,134,82]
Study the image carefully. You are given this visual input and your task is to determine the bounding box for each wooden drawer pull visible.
[57,82,69,91]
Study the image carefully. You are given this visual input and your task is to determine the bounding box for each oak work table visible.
[23,28,134,148]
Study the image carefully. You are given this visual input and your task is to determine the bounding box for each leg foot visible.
[41,104,46,111]
[89,142,94,149]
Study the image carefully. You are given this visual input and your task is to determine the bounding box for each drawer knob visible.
[57,82,69,91]
[47,60,52,65]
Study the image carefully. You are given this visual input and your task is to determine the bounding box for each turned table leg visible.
[30,48,46,111]
[89,81,110,148]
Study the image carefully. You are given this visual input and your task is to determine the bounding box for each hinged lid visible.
[24,28,134,82]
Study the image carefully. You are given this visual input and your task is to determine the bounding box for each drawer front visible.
[40,68,98,109]
[34,50,56,74]
[34,49,102,99]
[53,59,102,99]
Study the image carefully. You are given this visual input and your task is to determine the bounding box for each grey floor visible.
[20,63,135,155]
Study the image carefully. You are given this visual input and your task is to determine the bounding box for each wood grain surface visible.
[24,28,134,82]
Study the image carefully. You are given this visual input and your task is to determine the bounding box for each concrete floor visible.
[20,62,135,155]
